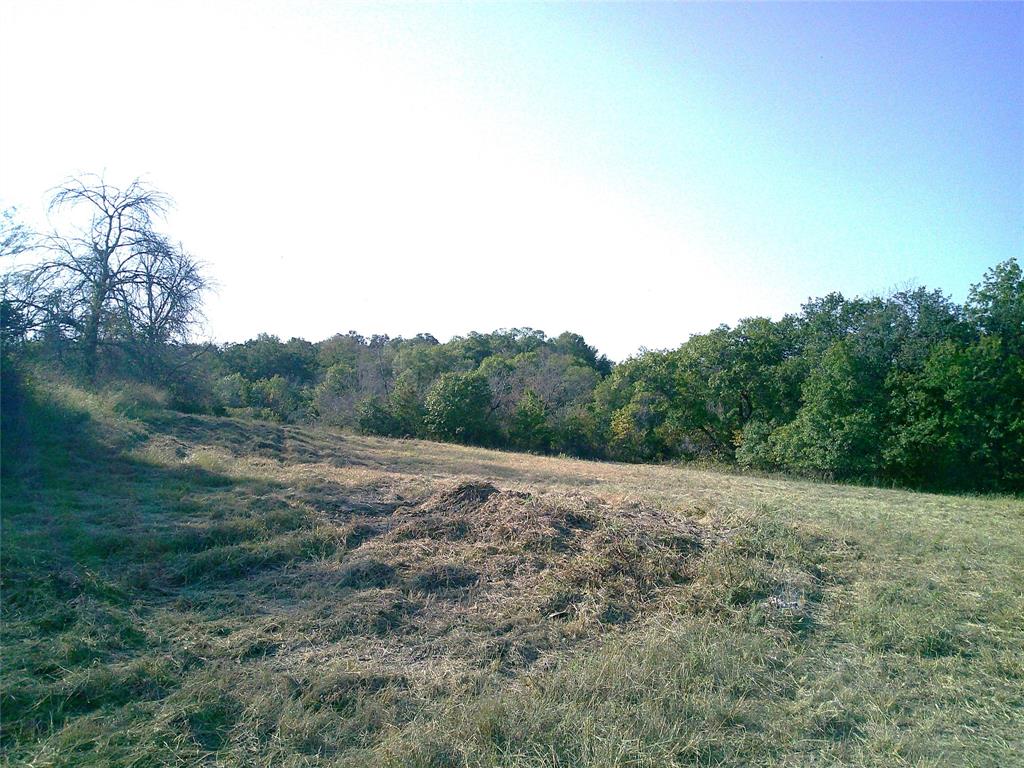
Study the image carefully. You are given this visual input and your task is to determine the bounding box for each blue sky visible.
[1,1,1020,359]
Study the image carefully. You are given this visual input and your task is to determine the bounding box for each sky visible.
[1,1,1021,361]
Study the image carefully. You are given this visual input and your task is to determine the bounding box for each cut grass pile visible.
[1,377,1022,766]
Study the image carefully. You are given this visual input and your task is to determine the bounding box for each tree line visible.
[2,178,1021,492]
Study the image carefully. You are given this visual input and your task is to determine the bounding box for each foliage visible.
[424,371,495,444]
[213,372,249,410]
[220,334,318,385]
[356,372,426,438]
[509,390,553,452]
[767,340,886,480]
[248,375,304,422]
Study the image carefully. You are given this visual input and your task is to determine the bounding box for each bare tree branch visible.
[2,176,205,379]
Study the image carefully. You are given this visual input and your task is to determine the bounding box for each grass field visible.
[2,378,1022,767]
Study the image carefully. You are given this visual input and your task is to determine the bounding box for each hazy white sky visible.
[1,1,1020,360]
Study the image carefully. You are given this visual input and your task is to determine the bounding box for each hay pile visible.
[300,480,704,676]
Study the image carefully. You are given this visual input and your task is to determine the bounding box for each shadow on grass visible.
[0,385,366,751]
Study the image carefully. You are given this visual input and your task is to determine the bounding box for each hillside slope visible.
[2,382,1022,767]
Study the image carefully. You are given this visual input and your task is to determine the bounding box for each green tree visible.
[222,334,318,385]
[608,388,673,462]
[591,353,676,460]
[551,331,612,376]
[249,375,303,422]
[387,371,427,437]
[509,390,553,452]
[965,258,1023,355]
[314,361,358,425]
[668,319,801,458]
[0,206,32,259]
[770,339,886,479]
[356,397,401,437]
[887,335,1023,491]
[424,371,494,444]
[551,402,602,458]
[213,372,250,409]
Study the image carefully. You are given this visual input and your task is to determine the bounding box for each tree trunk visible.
[82,266,109,380]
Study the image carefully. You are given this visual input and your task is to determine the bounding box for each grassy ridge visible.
[1,378,1022,766]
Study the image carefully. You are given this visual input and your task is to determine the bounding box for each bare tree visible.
[111,235,207,373]
[0,207,33,259]
[3,176,206,378]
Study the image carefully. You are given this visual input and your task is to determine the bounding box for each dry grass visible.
[2,381,1022,766]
